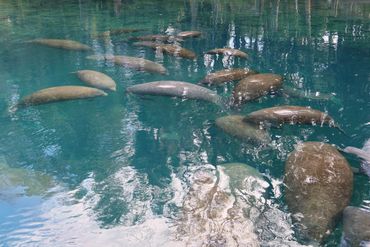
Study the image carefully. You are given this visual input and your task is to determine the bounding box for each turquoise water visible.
[0,0,369,246]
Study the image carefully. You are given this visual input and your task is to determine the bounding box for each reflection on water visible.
[0,0,370,246]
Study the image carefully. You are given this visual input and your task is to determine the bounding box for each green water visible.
[0,0,369,246]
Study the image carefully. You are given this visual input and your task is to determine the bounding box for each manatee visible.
[206,48,248,58]
[343,139,370,177]
[232,73,283,106]
[284,142,353,243]
[176,31,201,38]
[18,86,107,107]
[175,166,260,247]
[243,106,342,131]
[27,39,91,51]
[215,115,271,145]
[86,54,167,75]
[126,81,223,105]
[129,34,182,43]
[133,42,196,59]
[341,206,370,247]
[199,68,256,86]
[157,44,196,60]
[132,41,162,49]
[93,28,144,38]
[75,70,116,91]
[0,156,54,196]
[282,85,336,101]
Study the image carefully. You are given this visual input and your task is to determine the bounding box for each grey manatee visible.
[341,206,370,247]
[27,39,91,51]
[284,142,353,243]
[126,81,223,105]
[343,139,370,177]
[17,86,107,108]
[206,48,248,58]
[215,115,271,145]
[86,54,167,75]
[282,85,337,101]
[232,73,283,106]
[243,105,343,132]
[75,70,116,91]
[199,68,256,86]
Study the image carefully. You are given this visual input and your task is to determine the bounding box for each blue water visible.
[0,0,369,246]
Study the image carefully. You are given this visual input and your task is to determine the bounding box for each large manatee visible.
[27,39,91,51]
[215,115,271,145]
[126,81,223,105]
[284,142,353,244]
[232,73,283,106]
[243,105,343,131]
[199,68,256,86]
[17,86,107,107]
[75,70,116,91]
[341,206,370,246]
[86,54,167,75]
[206,48,248,58]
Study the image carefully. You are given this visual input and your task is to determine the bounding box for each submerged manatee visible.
[134,42,196,59]
[18,86,107,107]
[126,81,223,105]
[87,54,167,75]
[76,70,116,91]
[284,142,353,243]
[232,73,283,106]
[93,28,144,38]
[206,48,248,58]
[129,34,182,43]
[27,39,91,51]
[243,106,342,131]
[199,68,256,86]
[0,156,54,196]
[343,139,370,177]
[157,44,196,60]
[176,31,201,38]
[341,206,370,247]
[282,85,337,101]
[215,115,271,145]
[175,165,262,246]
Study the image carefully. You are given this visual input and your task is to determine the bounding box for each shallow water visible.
[0,0,369,246]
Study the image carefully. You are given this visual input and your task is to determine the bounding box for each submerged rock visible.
[284,142,353,243]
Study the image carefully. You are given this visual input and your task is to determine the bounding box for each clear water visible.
[0,0,369,246]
